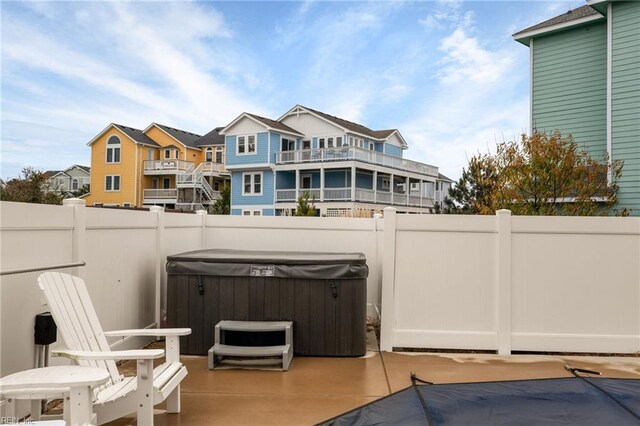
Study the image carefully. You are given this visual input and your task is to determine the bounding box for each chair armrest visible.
[103,328,191,337]
[52,349,165,361]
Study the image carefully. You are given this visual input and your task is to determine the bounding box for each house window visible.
[369,142,375,150]
[164,149,176,160]
[243,172,262,195]
[381,177,390,190]
[282,138,295,151]
[327,137,334,148]
[206,147,213,162]
[147,149,154,161]
[71,179,79,191]
[302,140,311,150]
[106,136,121,163]
[237,135,256,154]
[301,174,312,189]
[349,137,354,146]
[243,210,261,216]
[105,175,120,191]
[215,147,223,163]
[163,178,171,189]
[319,138,325,149]
[337,136,345,146]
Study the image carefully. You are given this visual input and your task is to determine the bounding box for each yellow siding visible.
[85,128,140,206]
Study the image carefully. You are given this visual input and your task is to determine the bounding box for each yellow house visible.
[85,123,228,209]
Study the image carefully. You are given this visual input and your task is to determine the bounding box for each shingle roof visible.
[246,113,304,136]
[75,165,91,173]
[154,124,202,149]
[196,127,225,147]
[43,170,63,178]
[513,5,602,38]
[299,106,398,141]
[438,173,454,183]
[113,124,161,147]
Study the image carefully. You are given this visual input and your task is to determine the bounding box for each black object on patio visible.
[166,249,368,357]
[321,371,640,425]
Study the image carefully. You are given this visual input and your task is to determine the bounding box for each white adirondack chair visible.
[37,272,191,425]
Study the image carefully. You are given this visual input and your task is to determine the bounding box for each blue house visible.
[220,105,452,216]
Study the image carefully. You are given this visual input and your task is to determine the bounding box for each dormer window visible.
[164,149,172,159]
[215,147,223,163]
[237,135,256,154]
[106,135,121,163]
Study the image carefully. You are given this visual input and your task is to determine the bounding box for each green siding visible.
[612,1,640,213]
[532,22,607,159]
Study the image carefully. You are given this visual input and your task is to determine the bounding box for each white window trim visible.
[282,137,296,152]
[105,175,121,192]
[205,147,213,162]
[242,209,262,216]
[242,171,263,196]
[106,135,121,164]
[236,134,258,156]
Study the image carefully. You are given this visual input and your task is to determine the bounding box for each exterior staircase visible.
[176,163,220,209]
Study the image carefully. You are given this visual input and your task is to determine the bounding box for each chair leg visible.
[166,384,181,414]
[136,359,155,426]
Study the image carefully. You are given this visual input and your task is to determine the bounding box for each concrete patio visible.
[107,336,640,425]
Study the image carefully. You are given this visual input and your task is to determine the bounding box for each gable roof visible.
[196,127,225,147]
[149,123,202,149]
[43,170,64,178]
[438,173,454,183]
[280,105,408,148]
[513,5,604,45]
[220,112,305,137]
[246,113,305,137]
[74,165,91,173]
[87,123,160,147]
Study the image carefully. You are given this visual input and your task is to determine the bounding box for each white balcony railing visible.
[275,187,435,207]
[143,189,178,200]
[201,162,228,175]
[275,147,438,177]
[143,160,193,174]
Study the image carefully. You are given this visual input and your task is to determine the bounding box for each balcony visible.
[201,161,229,176]
[275,187,434,207]
[143,188,178,203]
[144,159,193,175]
[275,147,439,177]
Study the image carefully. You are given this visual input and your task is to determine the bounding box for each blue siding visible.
[269,132,280,164]
[325,170,350,188]
[230,170,275,206]
[385,144,403,157]
[231,209,242,216]
[225,133,269,166]
[276,171,296,189]
[356,171,373,189]
[262,209,274,216]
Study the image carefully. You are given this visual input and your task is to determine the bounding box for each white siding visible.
[281,111,343,137]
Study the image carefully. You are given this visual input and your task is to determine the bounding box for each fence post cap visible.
[496,209,512,215]
[195,209,208,216]
[149,206,164,213]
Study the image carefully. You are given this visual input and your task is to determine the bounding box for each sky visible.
[1,0,586,181]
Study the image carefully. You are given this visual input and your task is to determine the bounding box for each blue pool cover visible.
[321,376,640,425]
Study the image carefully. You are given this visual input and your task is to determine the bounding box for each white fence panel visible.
[511,216,640,353]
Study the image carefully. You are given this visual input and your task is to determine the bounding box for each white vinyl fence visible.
[0,200,383,378]
[380,208,640,354]
[2,200,639,380]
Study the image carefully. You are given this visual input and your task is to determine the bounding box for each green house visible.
[514,0,640,214]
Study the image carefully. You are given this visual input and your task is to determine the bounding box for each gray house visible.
[513,0,640,214]
[44,164,91,196]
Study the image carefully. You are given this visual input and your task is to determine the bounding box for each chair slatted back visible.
[38,272,121,386]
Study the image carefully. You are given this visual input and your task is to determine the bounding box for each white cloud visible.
[438,28,514,84]
[420,0,474,32]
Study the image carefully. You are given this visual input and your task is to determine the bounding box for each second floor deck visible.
[144,160,228,175]
[275,147,438,177]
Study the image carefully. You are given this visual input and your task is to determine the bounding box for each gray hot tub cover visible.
[166,249,368,279]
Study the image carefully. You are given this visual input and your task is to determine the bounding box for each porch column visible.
[351,165,356,201]
[420,180,424,207]
[295,169,300,200]
[373,170,378,203]
[320,167,325,202]
[390,173,395,205]
[406,176,410,206]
